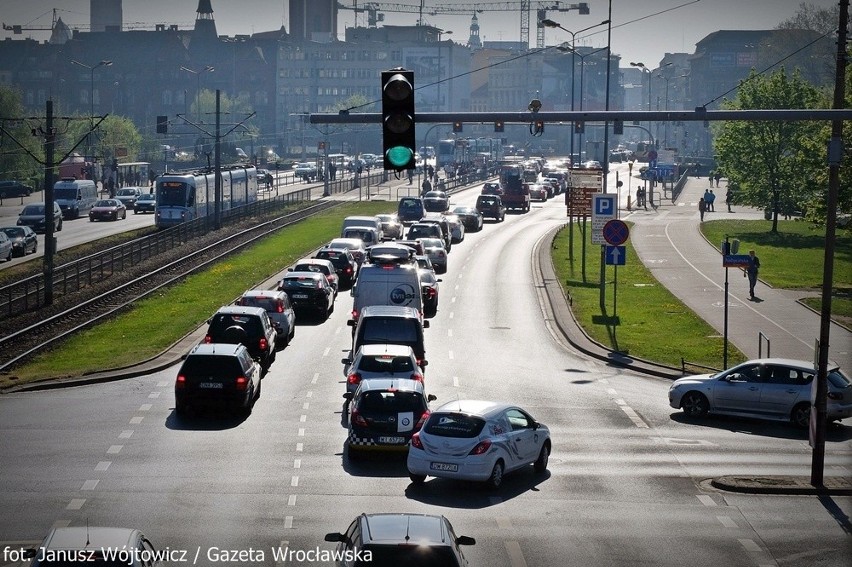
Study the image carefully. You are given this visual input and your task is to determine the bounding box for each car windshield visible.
[421,238,443,249]
[424,413,486,438]
[94,200,114,207]
[138,193,155,200]
[400,201,421,210]
[22,205,46,215]
[117,189,137,196]
[358,390,424,413]
[1,228,23,237]
[359,355,415,373]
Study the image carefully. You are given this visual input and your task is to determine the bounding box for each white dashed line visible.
[106,445,123,454]
[696,495,717,507]
[293,459,301,469]
[448,350,454,360]
[303,402,310,410]
[504,540,528,567]
[299,415,307,423]
[138,404,152,411]
[290,476,299,487]
[451,296,457,303]
[66,499,85,510]
[311,373,319,385]
[496,517,513,529]
[284,516,293,529]
[717,516,738,528]
[119,430,133,439]
[447,329,453,337]
[306,391,313,398]
[147,392,160,399]
[81,480,99,491]
[449,312,454,319]
[322,347,331,357]
[620,406,649,428]
[288,495,297,506]
[157,381,169,388]
[607,388,619,396]
[298,428,305,436]
[738,539,763,553]
[453,376,460,387]
[296,443,303,452]
[94,461,111,471]
[129,416,143,425]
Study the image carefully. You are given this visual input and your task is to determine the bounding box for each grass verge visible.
[551,221,747,370]
[2,202,392,388]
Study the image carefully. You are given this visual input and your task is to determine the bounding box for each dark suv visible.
[475,194,506,222]
[174,343,262,416]
[204,305,277,371]
[345,378,435,457]
[325,513,475,566]
[397,197,425,224]
[347,305,429,370]
[314,247,358,289]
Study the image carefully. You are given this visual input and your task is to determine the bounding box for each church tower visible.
[467,13,482,49]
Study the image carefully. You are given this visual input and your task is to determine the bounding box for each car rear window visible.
[359,355,415,373]
[424,413,486,438]
[361,319,419,342]
[180,355,242,377]
[207,314,262,336]
[280,277,321,289]
[239,296,279,312]
[294,263,329,275]
[358,390,424,413]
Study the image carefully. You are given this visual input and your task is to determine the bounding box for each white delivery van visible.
[341,226,380,246]
[341,215,384,241]
[350,258,423,324]
[53,178,98,219]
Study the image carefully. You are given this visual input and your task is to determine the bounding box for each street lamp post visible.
[629,62,652,144]
[542,18,608,166]
[180,65,215,123]
[71,59,112,160]
[656,72,688,147]
[436,30,452,112]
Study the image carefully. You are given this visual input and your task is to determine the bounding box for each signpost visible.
[591,193,617,244]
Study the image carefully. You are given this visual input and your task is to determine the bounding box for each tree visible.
[713,68,822,233]
[0,86,44,188]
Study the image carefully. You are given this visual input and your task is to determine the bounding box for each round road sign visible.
[603,219,629,246]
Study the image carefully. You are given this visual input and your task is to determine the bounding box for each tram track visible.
[0,200,339,374]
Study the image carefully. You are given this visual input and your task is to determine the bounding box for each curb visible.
[709,476,852,496]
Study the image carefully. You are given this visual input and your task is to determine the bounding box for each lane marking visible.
[449,312,454,319]
[697,495,717,507]
[448,350,454,360]
[147,392,160,399]
[306,391,313,398]
[129,416,143,425]
[717,516,738,528]
[66,499,85,510]
[291,476,299,487]
[293,459,301,469]
[81,480,99,491]
[106,445,122,454]
[322,347,330,357]
[119,430,133,439]
[94,461,111,471]
[284,516,293,529]
[299,415,307,423]
[156,381,168,388]
[447,329,453,337]
[302,402,310,410]
[504,540,528,567]
[453,376,460,388]
[138,404,152,411]
[296,443,303,452]
[298,428,305,437]
[620,406,649,428]
[496,517,513,529]
[288,495,297,506]
[311,373,319,385]
[738,539,763,553]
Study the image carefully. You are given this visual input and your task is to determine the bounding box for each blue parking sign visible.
[593,194,616,217]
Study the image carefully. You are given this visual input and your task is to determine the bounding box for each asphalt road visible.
[0,184,849,566]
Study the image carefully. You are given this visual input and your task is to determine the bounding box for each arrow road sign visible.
[605,245,626,265]
[603,219,629,246]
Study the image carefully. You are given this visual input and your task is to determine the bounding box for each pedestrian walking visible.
[698,197,706,221]
[745,250,760,299]
[421,177,432,195]
[707,190,716,212]
[714,172,721,187]
[708,171,715,186]
[725,188,733,212]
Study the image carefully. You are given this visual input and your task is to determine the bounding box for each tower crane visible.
[338,1,589,49]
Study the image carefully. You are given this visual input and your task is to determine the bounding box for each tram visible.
[154,165,258,229]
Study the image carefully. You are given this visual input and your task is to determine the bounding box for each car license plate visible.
[199,382,223,389]
[379,436,405,444]
[293,294,309,299]
[430,462,458,472]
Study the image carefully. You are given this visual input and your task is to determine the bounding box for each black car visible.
[204,305,277,371]
[314,247,358,289]
[17,202,62,233]
[397,197,425,224]
[422,190,449,213]
[451,206,484,232]
[475,195,506,222]
[0,180,33,198]
[278,272,335,320]
[325,513,475,566]
[1,226,38,257]
[345,378,435,457]
[133,192,156,214]
[174,343,261,416]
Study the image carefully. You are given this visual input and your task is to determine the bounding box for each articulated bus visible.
[154,165,258,229]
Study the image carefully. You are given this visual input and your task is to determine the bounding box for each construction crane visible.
[3,9,192,36]
[338,1,589,49]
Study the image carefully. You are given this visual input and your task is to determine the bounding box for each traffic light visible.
[381,69,416,171]
[156,115,168,134]
[453,120,463,133]
[534,119,545,133]
[574,121,584,134]
[613,119,623,135]
[494,120,504,133]
[578,3,590,15]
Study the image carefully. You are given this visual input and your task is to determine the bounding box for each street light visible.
[180,65,215,123]
[656,72,688,147]
[436,30,452,112]
[542,18,609,165]
[71,59,112,160]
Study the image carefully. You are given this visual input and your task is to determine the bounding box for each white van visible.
[53,178,98,219]
[341,226,380,246]
[350,259,423,323]
[341,215,384,241]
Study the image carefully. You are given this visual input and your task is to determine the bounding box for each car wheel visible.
[486,460,504,490]
[254,378,262,400]
[57,219,62,231]
[681,391,709,417]
[534,442,550,473]
[791,402,810,428]
[4,250,10,262]
[409,473,426,484]
[32,243,38,254]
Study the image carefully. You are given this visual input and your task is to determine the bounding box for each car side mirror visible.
[324,533,346,543]
[427,394,437,402]
[456,536,476,546]
[423,320,430,328]
[421,360,428,367]
[347,320,355,327]
[341,358,351,365]
[343,392,353,400]
[287,267,293,272]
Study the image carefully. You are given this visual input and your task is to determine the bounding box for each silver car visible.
[235,290,296,349]
[407,400,551,489]
[341,343,424,395]
[668,358,852,428]
[418,237,447,274]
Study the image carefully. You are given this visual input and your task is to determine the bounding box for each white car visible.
[327,237,367,265]
[418,237,447,274]
[408,400,551,489]
[444,213,465,244]
[341,343,424,395]
[294,162,318,181]
[668,358,852,428]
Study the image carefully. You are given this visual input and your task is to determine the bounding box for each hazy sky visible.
[0,0,839,67]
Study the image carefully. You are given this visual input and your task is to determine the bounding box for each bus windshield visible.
[157,182,188,206]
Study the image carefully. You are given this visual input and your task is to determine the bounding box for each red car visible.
[89,199,127,222]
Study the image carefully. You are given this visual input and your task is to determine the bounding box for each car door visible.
[758,364,809,418]
[712,363,766,413]
[504,408,540,469]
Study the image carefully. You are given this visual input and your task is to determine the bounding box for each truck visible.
[498,163,530,213]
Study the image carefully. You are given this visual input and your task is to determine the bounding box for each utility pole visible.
[214,90,222,230]
[811,0,848,487]
[43,100,56,305]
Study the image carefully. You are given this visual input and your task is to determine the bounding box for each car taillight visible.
[469,439,492,455]
[175,375,186,389]
[411,432,424,449]
[345,266,353,274]
[351,409,369,427]
[347,373,362,385]
[235,376,248,391]
[351,310,359,320]
[259,338,268,351]
[415,410,430,430]
[410,372,424,383]
[426,288,437,299]
[203,335,212,344]
[276,301,284,313]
